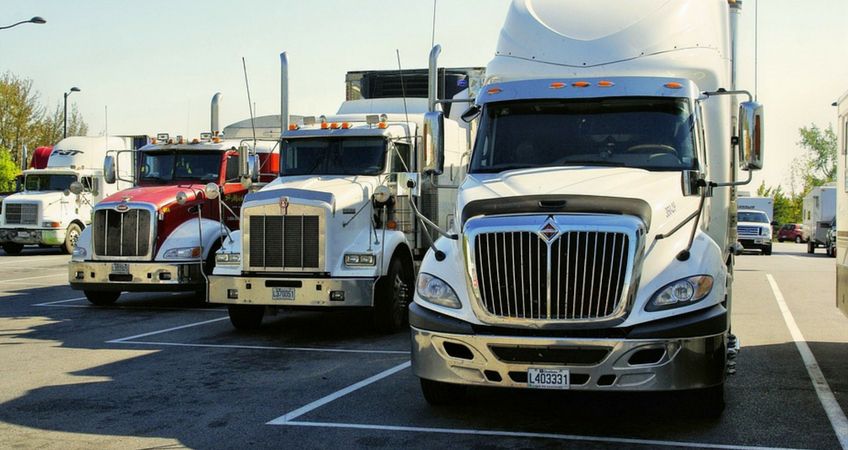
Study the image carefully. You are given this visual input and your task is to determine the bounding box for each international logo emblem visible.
[539,220,559,241]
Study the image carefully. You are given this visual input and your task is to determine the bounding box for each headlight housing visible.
[416,273,461,309]
[42,221,61,228]
[647,275,713,311]
[344,253,376,266]
[72,246,86,258]
[215,252,240,265]
[162,247,201,259]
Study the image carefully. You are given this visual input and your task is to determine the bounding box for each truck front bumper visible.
[68,260,203,292]
[739,236,771,249]
[0,228,65,245]
[208,275,375,307]
[410,304,727,391]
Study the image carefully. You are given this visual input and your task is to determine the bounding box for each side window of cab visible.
[225,155,240,183]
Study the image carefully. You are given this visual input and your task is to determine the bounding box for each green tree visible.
[752,181,803,225]
[0,151,19,192]
[791,123,837,192]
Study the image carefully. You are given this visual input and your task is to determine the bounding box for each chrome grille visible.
[473,230,629,321]
[248,215,320,270]
[92,209,152,258]
[737,226,760,235]
[5,203,38,225]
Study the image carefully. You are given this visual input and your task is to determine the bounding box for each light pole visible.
[63,87,80,139]
[0,16,46,31]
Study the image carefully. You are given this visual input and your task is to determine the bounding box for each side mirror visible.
[422,111,445,175]
[460,105,481,123]
[249,154,259,182]
[104,155,117,184]
[738,101,764,171]
[69,181,84,195]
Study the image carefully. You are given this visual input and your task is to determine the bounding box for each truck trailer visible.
[835,90,848,316]
[409,0,764,417]
[803,183,836,254]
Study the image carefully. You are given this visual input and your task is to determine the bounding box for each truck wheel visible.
[778,238,784,242]
[692,384,725,419]
[373,256,413,333]
[2,243,23,255]
[228,305,264,330]
[763,245,772,256]
[62,223,82,254]
[807,241,815,254]
[794,236,802,244]
[420,379,467,406]
[84,290,120,306]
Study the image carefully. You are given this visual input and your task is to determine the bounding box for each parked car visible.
[777,223,806,243]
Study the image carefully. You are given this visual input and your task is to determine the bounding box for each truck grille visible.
[737,226,760,236]
[473,231,629,320]
[92,209,152,258]
[5,203,37,225]
[248,215,320,270]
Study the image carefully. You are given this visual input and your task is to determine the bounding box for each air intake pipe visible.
[280,52,289,135]
[211,92,222,136]
[428,45,441,112]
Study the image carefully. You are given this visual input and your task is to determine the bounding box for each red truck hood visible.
[101,184,205,210]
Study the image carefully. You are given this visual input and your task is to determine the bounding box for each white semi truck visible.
[0,136,142,255]
[409,0,764,416]
[208,54,482,332]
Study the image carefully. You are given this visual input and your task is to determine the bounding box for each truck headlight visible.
[344,253,376,266]
[215,252,240,264]
[416,273,461,309]
[163,247,201,259]
[647,275,713,311]
[72,247,86,258]
[42,221,61,228]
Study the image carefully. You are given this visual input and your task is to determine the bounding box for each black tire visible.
[795,236,802,244]
[84,290,120,306]
[763,245,772,256]
[691,384,725,419]
[2,243,23,255]
[228,305,264,330]
[420,378,467,406]
[808,241,815,254]
[62,223,82,254]
[778,238,784,243]
[373,256,413,333]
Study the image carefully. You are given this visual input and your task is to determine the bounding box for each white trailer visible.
[836,89,848,316]
[409,0,764,417]
[737,196,773,222]
[0,136,141,254]
[208,55,482,332]
[803,183,836,253]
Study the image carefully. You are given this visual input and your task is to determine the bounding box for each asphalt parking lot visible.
[1,242,847,449]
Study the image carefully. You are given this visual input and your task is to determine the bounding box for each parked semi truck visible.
[803,183,836,254]
[68,94,281,305]
[0,136,144,255]
[208,54,483,332]
[409,0,764,416]
[835,89,848,316]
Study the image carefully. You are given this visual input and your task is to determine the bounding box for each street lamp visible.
[0,17,46,31]
[63,87,81,139]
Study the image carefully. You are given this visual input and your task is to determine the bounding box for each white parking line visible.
[280,421,806,450]
[767,273,848,450]
[107,317,230,343]
[33,297,86,306]
[268,361,412,424]
[115,340,409,355]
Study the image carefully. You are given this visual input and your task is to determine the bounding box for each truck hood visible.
[247,175,382,211]
[459,166,697,236]
[100,184,206,210]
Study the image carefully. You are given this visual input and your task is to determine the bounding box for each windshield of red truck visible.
[24,174,76,191]
[281,137,386,176]
[138,151,221,183]
[470,97,697,173]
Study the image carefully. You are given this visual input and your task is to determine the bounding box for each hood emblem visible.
[539,220,559,241]
[115,203,129,213]
[279,197,289,215]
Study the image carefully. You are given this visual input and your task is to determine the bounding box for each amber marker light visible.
[387,219,398,230]
[598,80,615,87]
[665,82,683,89]
[330,122,340,129]
[341,122,351,129]
[320,122,329,129]
[486,87,502,95]
[572,81,591,88]
[549,82,566,89]
[288,124,299,130]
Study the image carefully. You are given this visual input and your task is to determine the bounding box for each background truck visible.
[0,136,143,255]
[737,195,773,223]
[69,94,281,305]
[208,53,483,332]
[409,0,764,417]
[803,183,836,254]
[736,209,773,255]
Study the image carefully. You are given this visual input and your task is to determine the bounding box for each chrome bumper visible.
[69,260,203,291]
[411,327,726,391]
[208,275,375,307]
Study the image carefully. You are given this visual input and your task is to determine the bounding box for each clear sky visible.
[2,0,847,191]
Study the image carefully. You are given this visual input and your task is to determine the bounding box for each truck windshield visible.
[139,151,221,183]
[24,174,77,191]
[281,137,386,176]
[470,97,697,173]
[738,211,769,223]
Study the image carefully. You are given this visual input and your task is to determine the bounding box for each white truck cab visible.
[0,136,136,254]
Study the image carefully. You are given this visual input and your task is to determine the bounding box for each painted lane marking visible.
[107,317,230,343]
[767,273,848,450]
[279,421,808,450]
[33,297,87,306]
[267,361,412,424]
[114,340,409,355]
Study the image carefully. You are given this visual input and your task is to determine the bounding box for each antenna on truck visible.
[430,0,437,48]
[242,57,258,148]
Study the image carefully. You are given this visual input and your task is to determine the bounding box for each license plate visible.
[17,231,29,238]
[111,263,129,274]
[527,368,570,390]
[271,287,295,301]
